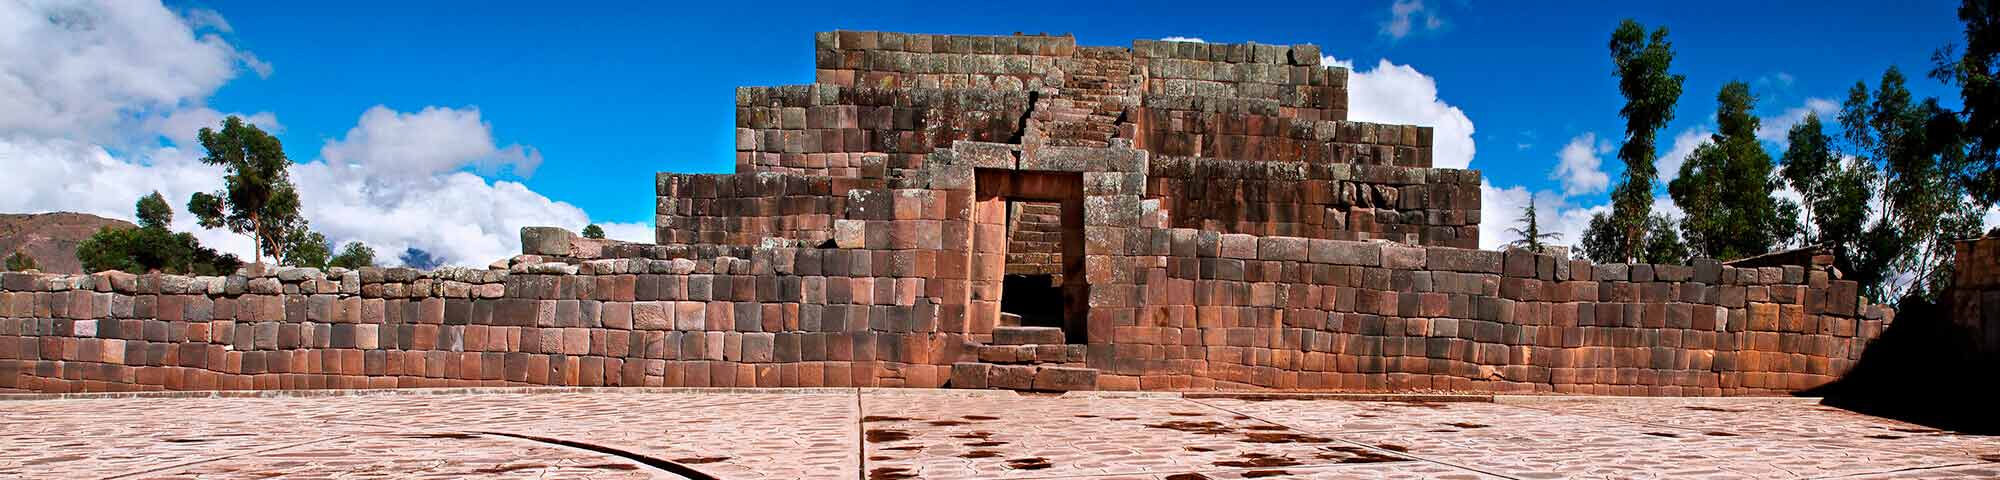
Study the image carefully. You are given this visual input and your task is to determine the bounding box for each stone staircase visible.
[950,324,1099,392]
[1023,46,1138,148]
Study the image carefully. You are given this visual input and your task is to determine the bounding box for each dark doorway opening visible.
[1000,274,1065,329]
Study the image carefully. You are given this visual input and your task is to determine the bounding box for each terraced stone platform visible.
[1,388,1993,479]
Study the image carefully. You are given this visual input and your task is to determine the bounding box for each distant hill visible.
[0,212,136,274]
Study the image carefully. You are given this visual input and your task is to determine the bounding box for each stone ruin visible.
[0,32,1894,395]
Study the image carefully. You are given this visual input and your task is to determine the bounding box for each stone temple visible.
[0,32,1894,395]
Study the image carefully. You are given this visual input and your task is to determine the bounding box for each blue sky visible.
[0,0,1976,264]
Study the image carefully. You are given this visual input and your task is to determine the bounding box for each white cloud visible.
[1478,181,1603,251]
[1161,36,1206,43]
[1479,182,1687,254]
[598,222,656,243]
[1757,97,1838,146]
[265,105,584,266]
[1657,127,1712,183]
[143,107,283,146]
[1324,57,1476,170]
[288,158,606,267]
[320,105,543,180]
[0,2,643,269]
[1380,0,1444,40]
[0,1,266,144]
[0,134,255,257]
[1551,133,1610,196]
[0,107,640,268]
[181,8,231,32]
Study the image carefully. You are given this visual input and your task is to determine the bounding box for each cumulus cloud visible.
[1380,0,1444,40]
[0,2,645,268]
[1161,36,1206,43]
[0,135,257,256]
[320,105,543,180]
[1656,127,1712,183]
[2,106,634,268]
[1757,97,1838,147]
[0,1,266,143]
[1551,133,1611,196]
[1322,57,1476,170]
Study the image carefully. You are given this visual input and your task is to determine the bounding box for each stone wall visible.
[0,31,1891,396]
[653,172,848,246]
[733,84,1030,178]
[1951,236,2000,353]
[0,230,1886,394]
[1148,157,1478,248]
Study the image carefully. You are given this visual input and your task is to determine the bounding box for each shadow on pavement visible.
[1801,299,1999,435]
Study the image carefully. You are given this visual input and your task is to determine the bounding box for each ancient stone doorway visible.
[975,170,1088,344]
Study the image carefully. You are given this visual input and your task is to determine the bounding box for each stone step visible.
[951,362,1099,392]
[979,344,1087,364]
[992,326,1066,345]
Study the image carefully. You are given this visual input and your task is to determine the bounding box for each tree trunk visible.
[253,212,264,266]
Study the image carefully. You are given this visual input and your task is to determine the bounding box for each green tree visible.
[282,230,333,269]
[1580,212,1687,264]
[1781,114,1840,244]
[136,191,173,229]
[188,116,301,265]
[1605,19,1687,262]
[329,242,376,269]
[1505,198,1562,253]
[1780,112,1880,286]
[1668,81,1796,260]
[1932,0,2000,203]
[78,194,245,275]
[1839,67,1984,302]
[4,251,34,271]
[582,224,605,239]
[1640,213,1691,264]
[75,227,141,273]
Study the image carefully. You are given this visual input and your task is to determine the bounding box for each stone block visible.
[1502,249,1537,277]
[950,362,990,389]
[1427,248,1501,273]
[1032,366,1097,391]
[1693,258,1721,284]
[988,364,1035,390]
[1219,234,1258,259]
[1596,263,1630,282]
[1382,244,1426,270]
[1257,237,1308,261]
[633,302,672,330]
[520,226,579,256]
[1309,239,1380,266]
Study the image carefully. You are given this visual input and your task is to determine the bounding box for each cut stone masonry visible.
[0,31,1895,395]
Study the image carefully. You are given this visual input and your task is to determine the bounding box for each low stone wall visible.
[1064,233,1886,394]
[0,234,1885,395]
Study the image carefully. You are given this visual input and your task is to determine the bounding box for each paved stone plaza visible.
[2,389,1995,479]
